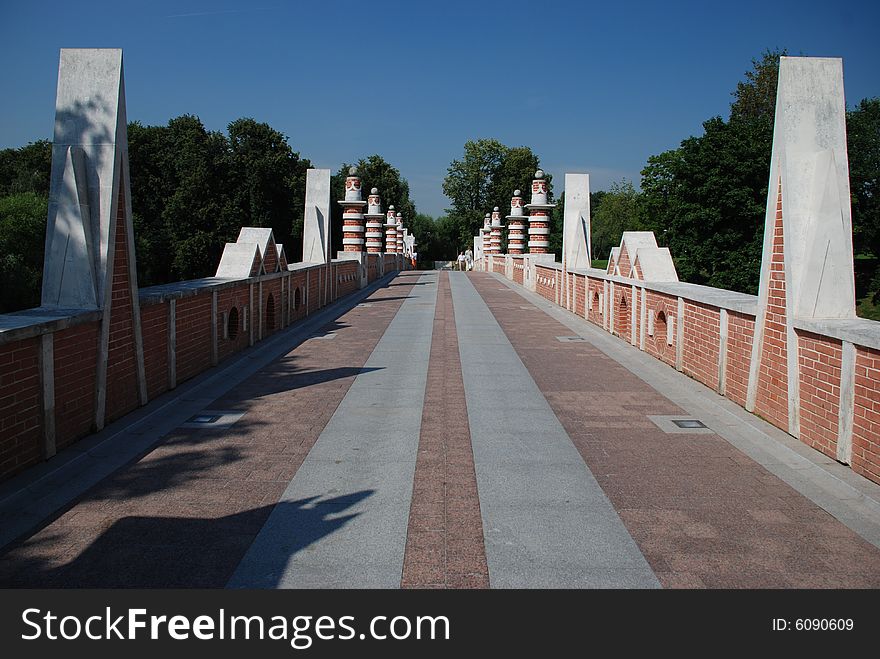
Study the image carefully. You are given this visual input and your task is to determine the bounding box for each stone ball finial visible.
[389,205,395,210]
[396,212,402,218]
[348,166,358,176]
[534,169,544,179]
[514,189,521,196]
[493,206,499,212]
[485,212,491,218]
[371,187,378,194]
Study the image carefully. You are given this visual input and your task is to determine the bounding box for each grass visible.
[591,259,608,270]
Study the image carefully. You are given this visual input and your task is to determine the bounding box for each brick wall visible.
[726,312,755,406]
[586,278,603,327]
[336,261,359,299]
[175,294,213,383]
[216,284,251,362]
[682,301,721,390]
[797,331,842,460]
[574,274,585,317]
[262,279,283,338]
[614,287,630,340]
[141,302,169,400]
[643,291,676,367]
[0,338,41,479]
[617,246,631,279]
[262,245,278,275]
[852,346,880,483]
[754,179,790,431]
[105,191,139,423]
[513,261,524,285]
[535,266,556,302]
[54,322,99,450]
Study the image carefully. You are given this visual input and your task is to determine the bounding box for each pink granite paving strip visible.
[469,273,880,589]
[401,271,490,589]
[0,273,420,588]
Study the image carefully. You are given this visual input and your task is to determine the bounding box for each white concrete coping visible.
[793,317,880,351]
[534,262,760,315]
[0,307,103,345]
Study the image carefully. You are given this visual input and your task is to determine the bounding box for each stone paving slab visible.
[450,273,660,589]
[0,273,421,587]
[227,272,438,589]
[473,272,880,588]
[402,272,489,588]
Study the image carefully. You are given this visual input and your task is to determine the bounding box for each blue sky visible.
[1,0,878,217]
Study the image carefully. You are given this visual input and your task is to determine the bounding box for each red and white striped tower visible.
[364,187,384,254]
[490,206,504,254]
[396,212,405,253]
[506,189,526,255]
[338,167,366,252]
[525,170,554,254]
[384,205,397,253]
[481,212,492,257]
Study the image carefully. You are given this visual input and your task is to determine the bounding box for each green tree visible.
[227,118,311,262]
[0,192,47,312]
[591,179,643,261]
[848,97,880,259]
[640,50,783,293]
[0,140,52,197]
[329,155,416,256]
[442,139,550,251]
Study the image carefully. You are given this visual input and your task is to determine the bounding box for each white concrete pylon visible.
[302,168,332,263]
[396,212,404,252]
[41,48,147,430]
[746,56,858,445]
[562,173,591,269]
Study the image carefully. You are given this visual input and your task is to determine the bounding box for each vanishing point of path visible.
[1,271,879,588]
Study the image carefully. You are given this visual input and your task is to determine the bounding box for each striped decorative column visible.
[396,212,404,253]
[338,167,366,252]
[481,212,492,255]
[384,205,397,253]
[490,206,504,254]
[525,169,554,254]
[506,189,526,255]
[364,188,384,254]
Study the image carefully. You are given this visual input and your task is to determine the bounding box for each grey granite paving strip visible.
[491,273,880,550]
[228,272,438,588]
[448,272,660,588]
[0,271,402,552]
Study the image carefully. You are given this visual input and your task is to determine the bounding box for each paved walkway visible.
[1,271,879,588]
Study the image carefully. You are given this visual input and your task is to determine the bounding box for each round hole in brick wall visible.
[227,307,239,340]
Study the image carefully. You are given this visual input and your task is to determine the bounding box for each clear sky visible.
[1,0,878,217]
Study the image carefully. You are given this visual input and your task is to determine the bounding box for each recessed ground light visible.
[556,336,588,342]
[189,414,220,424]
[672,419,707,429]
[357,303,373,308]
[648,415,714,434]
[181,410,246,429]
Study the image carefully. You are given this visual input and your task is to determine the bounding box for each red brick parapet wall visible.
[0,256,405,483]
[483,254,880,486]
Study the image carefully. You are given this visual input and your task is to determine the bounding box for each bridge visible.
[0,50,879,589]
